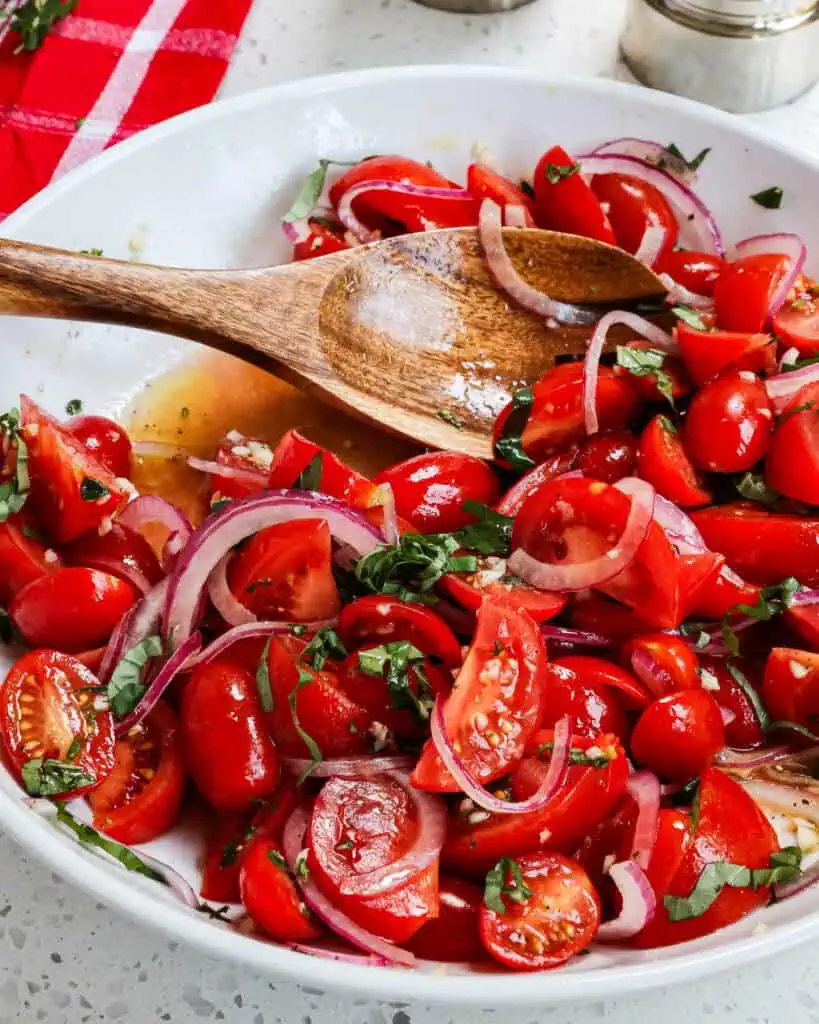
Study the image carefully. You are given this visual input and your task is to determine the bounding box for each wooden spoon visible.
[0,231,665,459]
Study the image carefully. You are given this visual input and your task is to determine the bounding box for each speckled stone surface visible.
[6,1,819,1021]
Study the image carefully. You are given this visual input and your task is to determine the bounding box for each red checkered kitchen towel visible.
[0,0,253,219]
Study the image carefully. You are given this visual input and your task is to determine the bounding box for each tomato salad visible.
[3,138,819,973]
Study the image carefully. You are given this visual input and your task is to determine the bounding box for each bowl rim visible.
[4,62,819,1005]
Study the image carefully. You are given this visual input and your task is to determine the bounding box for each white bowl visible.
[2,65,818,1007]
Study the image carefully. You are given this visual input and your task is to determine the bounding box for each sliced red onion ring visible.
[629,648,674,700]
[119,494,193,571]
[114,632,202,736]
[282,805,416,967]
[431,697,572,815]
[582,310,677,435]
[281,755,413,778]
[658,273,714,311]
[207,552,257,627]
[137,851,200,909]
[508,478,655,592]
[765,362,819,412]
[719,706,736,726]
[626,771,660,870]
[504,204,529,228]
[285,943,390,966]
[595,860,656,940]
[715,745,794,769]
[79,546,154,596]
[187,455,269,492]
[540,624,615,649]
[98,577,169,683]
[788,589,819,608]
[281,218,312,246]
[651,494,708,554]
[578,153,724,256]
[379,482,399,546]
[478,199,599,327]
[186,619,338,670]
[634,224,667,268]
[774,858,819,901]
[336,179,475,244]
[163,490,383,647]
[733,233,806,319]
[590,138,696,185]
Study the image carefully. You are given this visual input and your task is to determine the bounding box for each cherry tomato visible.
[374,451,499,534]
[10,567,137,652]
[440,558,567,624]
[576,431,638,484]
[180,660,280,812]
[630,689,725,782]
[337,595,462,669]
[590,173,678,265]
[66,414,132,479]
[766,381,819,504]
[494,446,579,517]
[249,772,301,843]
[714,254,791,333]
[772,277,819,355]
[0,515,61,607]
[622,633,699,696]
[691,504,819,586]
[209,432,271,499]
[21,396,128,544]
[574,795,638,901]
[614,340,692,405]
[512,476,681,629]
[227,519,340,622]
[675,323,776,385]
[267,429,382,509]
[541,660,629,739]
[62,523,164,592]
[637,415,712,508]
[240,836,321,941]
[533,146,616,245]
[292,216,351,262]
[467,164,535,225]
[89,701,185,844]
[762,647,819,728]
[549,655,652,712]
[200,812,255,903]
[479,852,600,970]
[308,774,439,943]
[698,656,766,749]
[406,877,487,963]
[0,650,115,794]
[411,596,546,792]
[683,370,773,473]
[656,250,724,297]
[635,808,693,935]
[569,591,656,640]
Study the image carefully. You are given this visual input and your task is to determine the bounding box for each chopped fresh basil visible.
[21,758,95,797]
[616,346,676,409]
[221,824,255,868]
[778,401,815,426]
[750,186,784,210]
[66,736,82,762]
[781,353,819,373]
[484,857,534,914]
[542,163,580,185]
[672,305,709,331]
[5,0,78,51]
[494,386,535,471]
[0,407,29,522]
[357,640,433,719]
[335,840,354,851]
[80,477,109,502]
[267,848,288,871]
[295,852,310,880]
[210,498,231,515]
[302,627,347,671]
[735,472,780,505]
[282,159,355,224]
[726,662,770,731]
[768,719,819,742]
[290,624,308,637]
[721,577,802,655]
[354,532,476,604]
[54,803,165,880]
[535,741,612,769]
[255,637,274,713]
[667,143,711,172]
[690,783,702,831]
[436,409,465,430]
[289,667,323,782]
[80,248,103,257]
[454,501,513,557]
[107,634,163,718]
[65,398,82,416]
[196,903,232,922]
[657,415,678,434]
[294,453,323,492]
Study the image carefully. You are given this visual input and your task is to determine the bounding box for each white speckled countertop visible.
[5,1,819,1021]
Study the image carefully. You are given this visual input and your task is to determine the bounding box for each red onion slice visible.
[634,224,667,268]
[430,698,572,815]
[285,943,390,966]
[186,619,338,670]
[774,858,819,901]
[336,179,475,244]
[590,138,697,185]
[119,494,193,571]
[504,204,529,228]
[379,483,399,546]
[186,455,269,492]
[478,199,600,327]
[282,805,416,967]
[630,648,674,699]
[207,553,257,627]
[582,310,677,435]
[658,273,714,312]
[281,755,413,778]
[765,362,819,412]
[788,589,819,608]
[595,860,656,940]
[651,494,708,554]
[163,490,383,647]
[733,233,806,319]
[626,771,660,870]
[114,632,202,736]
[281,218,312,246]
[98,578,169,683]
[136,851,201,909]
[508,478,655,592]
[714,745,794,769]
[541,624,615,649]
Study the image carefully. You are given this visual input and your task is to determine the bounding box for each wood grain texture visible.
[0,230,665,457]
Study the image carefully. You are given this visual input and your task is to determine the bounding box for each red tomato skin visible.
[61,523,164,591]
[621,633,699,696]
[714,254,790,333]
[199,813,254,903]
[533,146,616,244]
[590,173,678,264]
[0,516,61,607]
[614,340,692,405]
[683,371,773,473]
[337,595,462,669]
[541,661,629,739]
[89,701,185,844]
[637,416,711,509]
[10,568,137,653]
[180,660,280,812]
[699,656,766,749]
[439,569,567,624]
[495,446,579,516]
[374,452,499,534]
[685,563,760,619]
[675,323,776,385]
[267,429,381,509]
[772,280,819,355]
[765,382,819,504]
[405,877,488,963]
[240,836,321,941]
[576,431,638,484]
[785,604,819,652]
[676,551,726,621]
[66,414,132,479]
[569,591,656,640]
[549,655,652,712]
[293,218,351,262]
[630,690,725,782]
[762,647,819,727]
[656,250,724,297]
[573,795,639,899]
[467,164,535,224]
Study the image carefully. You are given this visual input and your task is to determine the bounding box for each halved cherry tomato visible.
[698,656,766,749]
[66,414,132,479]
[440,557,567,624]
[240,836,321,941]
[575,431,638,484]
[495,446,579,516]
[684,563,760,619]
[513,476,681,629]
[180,660,280,812]
[411,596,546,792]
[89,701,185,844]
[210,432,271,499]
[10,567,137,653]
[227,519,340,622]
[590,173,678,265]
[630,689,725,781]
[656,250,724,297]
[0,650,115,794]
[267,429,382,509]
[0,515,61,607]
[292,217,351,262]
[548,655,652,712]
[200,812,255,903]
[467,164,535,225]
[533,146,616,245]
[772,277,819,356]
[637,415,711,508]
[621,633,699,696]
[683,370,773,473]
[406,877,488,963]
[337,595,462,669]
[714,254,791,333]
[762,647,819,728]
[308,773,439,942]
[691,504,819,586]
[374,451,499,534]
[766,381,819,504]
[479,852,600,970]
[62,523,164,592]
[21,396,128,544]
[541,660,629,739]
[569,591,655,640]
[675,323,776,385]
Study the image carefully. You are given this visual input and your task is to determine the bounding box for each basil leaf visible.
[282,159,356,223]
[750,186,784,210]
[294,453,323,492]
[735,472,780,505]
[66,736,82,762]
[666,143,711,172]
[454,501,513,557]
[494,386,536,471]
[768,719,819,742]
[302,627,347,672]
[0,407,29,522]
[726,661,770,731]
[543,163,579,185]
[354,532,476,604]
[255,637,274,713]
[615,346,676,409]
[107,634,163,718]
[267,849,288,871]
[6,0,78,51]
[484,857,534,914]
[436,410,465,430]
[289,667,324,782]
[21,758,95,797]
[778,401,815,426]
[672,305,709,331]
[357,640,433,719]
[80,477,109,502]
[65,398,82,415]
[54,803,164,882]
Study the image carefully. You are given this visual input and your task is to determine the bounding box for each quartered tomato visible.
[698,656,766,749]
[479,852,600,970]
[495,447,579,517]
[62,523,164,593]
[0,515,61,607]
[714,253,791,333]
[10,567,137,653]
[337,595,462,668]
[675,323,776,385]
[0,650,115,795]
[765,382,819,504]
[66,414,132,479]
[590,173,678,265]
[630,689,725,782]
[541,659,630,739]
[267,429,382,509]
[533,146,616,245]
[240,836,321,941]
[622,633,699,696]
[406,877,487,963]
[292,217,351,262]
[637,415,711,508]
[307,773,439,942]
[411,596,546,792]
[467,163,535,224]
[440,559,567,624]
[227,519,340,621]
[209,432,271,499]
[89,701,185,844]
[656,250,724,297]
[772,278,819,355]
[21,396,128,544]
[576,431,638,484]
[762,647,819,728]
[683,370,773,473]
